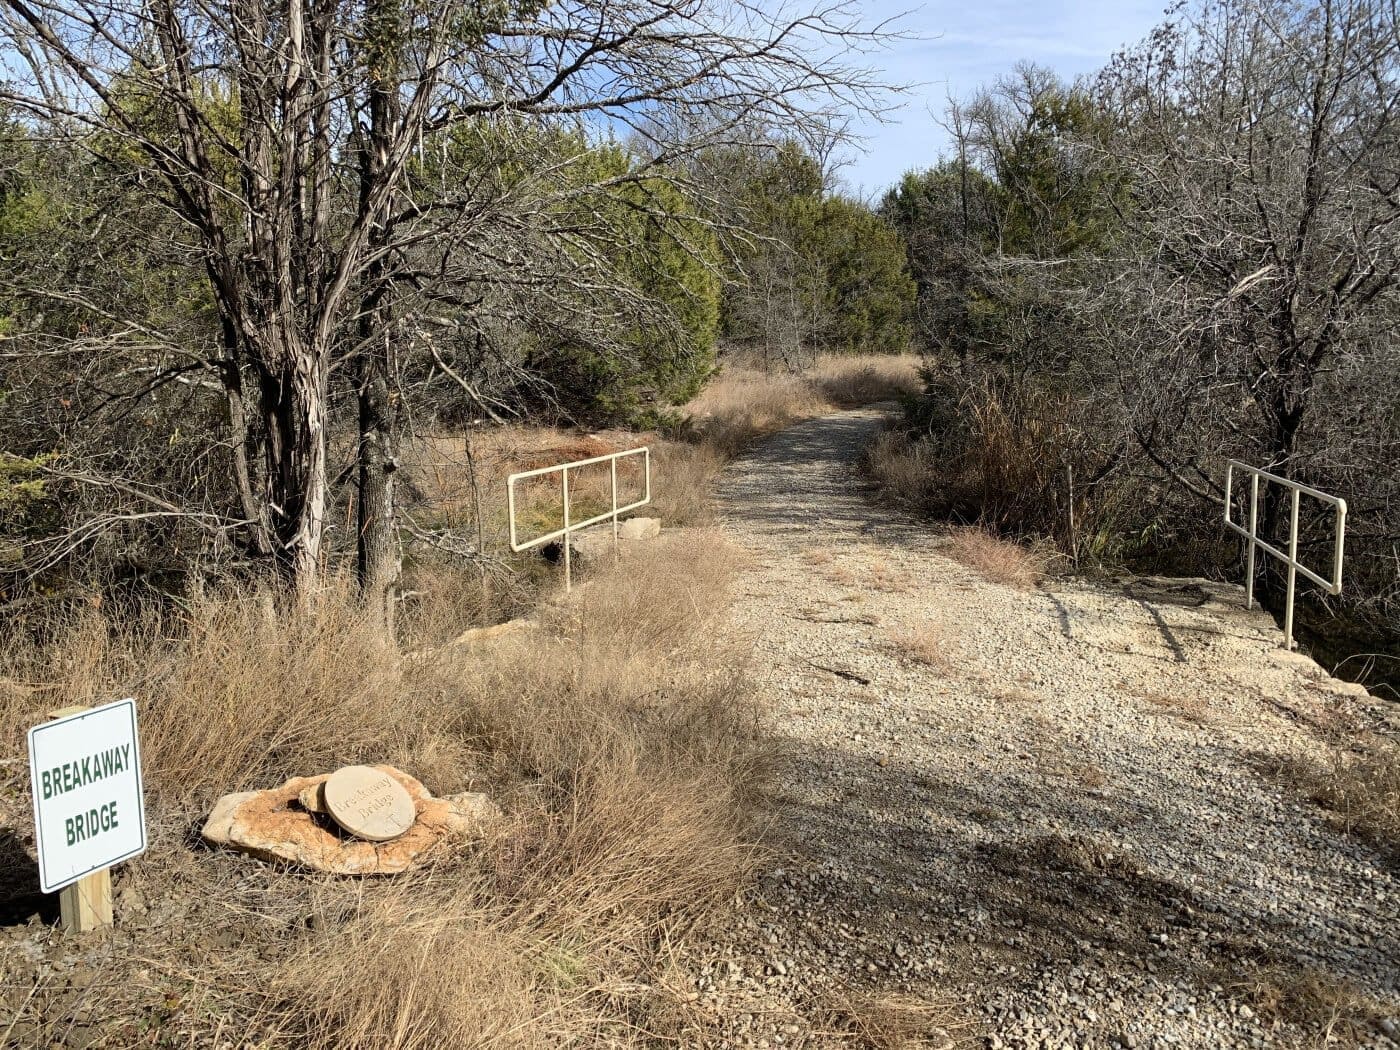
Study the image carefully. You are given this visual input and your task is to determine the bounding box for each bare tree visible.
[1,0,892,603]
[1095,0,1400,595]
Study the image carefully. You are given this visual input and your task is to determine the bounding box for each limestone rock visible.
[1320,678,1371,699]
[554,515,663,563]
[449,618,538,649]
[201,765,501,875]
[1269,648,1325,679]
[618,516,661,540]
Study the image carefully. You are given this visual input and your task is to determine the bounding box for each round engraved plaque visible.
[322,765,416,842]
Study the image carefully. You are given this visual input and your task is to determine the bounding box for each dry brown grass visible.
[888,623,955,674]
[864,428,939,511]
[1228,964,1393,1047]
[0,531,765,1048]
[865,557,910,593]
[681,367,831,460]
[646,438,725,527]
[944,528,1051,590]
[1139,691,1212,725]
[681,354,919,460]
[810,354,922,408]
[818,989,968,1049]
[1296,742,1400,851]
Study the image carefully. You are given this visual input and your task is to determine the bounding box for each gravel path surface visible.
[680,407,1399,1050]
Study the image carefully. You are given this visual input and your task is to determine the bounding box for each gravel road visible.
[679,407,1400,1050]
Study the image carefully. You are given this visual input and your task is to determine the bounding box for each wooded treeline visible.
[0,0,914,616]
[881,0,1400,633]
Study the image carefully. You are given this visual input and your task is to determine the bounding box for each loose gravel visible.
[676,407,1400,1050]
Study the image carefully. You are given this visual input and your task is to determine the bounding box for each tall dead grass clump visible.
[811,353,920,407]
[0,580,470,814]
[818,990,967,1049]
[263,893,549,1048]
[945,527,1052,590]
[864,428,939,511]
[681,367,830,459]
[887,623,955,674]
[647,438,725,527]
[1230,963,1392,1046]
[867,378,1120,568]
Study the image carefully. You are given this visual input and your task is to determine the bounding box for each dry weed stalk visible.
[1230,964,1392,1047]
[1139,691,1211,725]
[819,988,967,1049]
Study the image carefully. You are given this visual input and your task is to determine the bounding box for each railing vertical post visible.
[1245,473,1259,610]
[1284,486,1300,650]
[561,466,572,593]
[610,457,619,565]
[507,476,518,552]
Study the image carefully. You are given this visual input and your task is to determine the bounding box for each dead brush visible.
[944,528,1051,590]
[680,366,829,460]
[0,579,472,813]
[811,353,921,407]
[1228,964,1392,1047]
[888,623,955,674]
[1296,742,1400,851]
[648,438,725,526]
[258,890,551,1049]
[1138,691,1211,725]
[865,557,909,593]
[818,989,968,1049]
[864,428,940,511]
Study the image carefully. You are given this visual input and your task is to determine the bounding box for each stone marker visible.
[202,766,502,875]
[322,765,416,842]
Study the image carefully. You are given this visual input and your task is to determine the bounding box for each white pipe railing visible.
[1223,459,1347,650]
[508,446,651,592]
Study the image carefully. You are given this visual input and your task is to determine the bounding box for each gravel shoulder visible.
[681,407,1399,1050]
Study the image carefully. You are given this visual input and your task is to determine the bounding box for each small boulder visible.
[202,765,500,875]
[1269,648,1325,679]
[548,516,663,564]
[618,516,661,540]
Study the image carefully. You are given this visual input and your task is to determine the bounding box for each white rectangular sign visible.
[28,698,147,893]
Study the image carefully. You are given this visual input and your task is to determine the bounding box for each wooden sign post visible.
[27,699,146,933]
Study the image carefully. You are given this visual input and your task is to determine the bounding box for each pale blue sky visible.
[838,0,1170,198]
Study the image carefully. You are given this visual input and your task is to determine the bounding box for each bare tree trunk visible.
[352,0,403,628]
[355,336,400,629]
[253,348,328,597]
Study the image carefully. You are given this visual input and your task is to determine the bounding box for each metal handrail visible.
[507,446,651,592]
[1223,459,1347,650]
